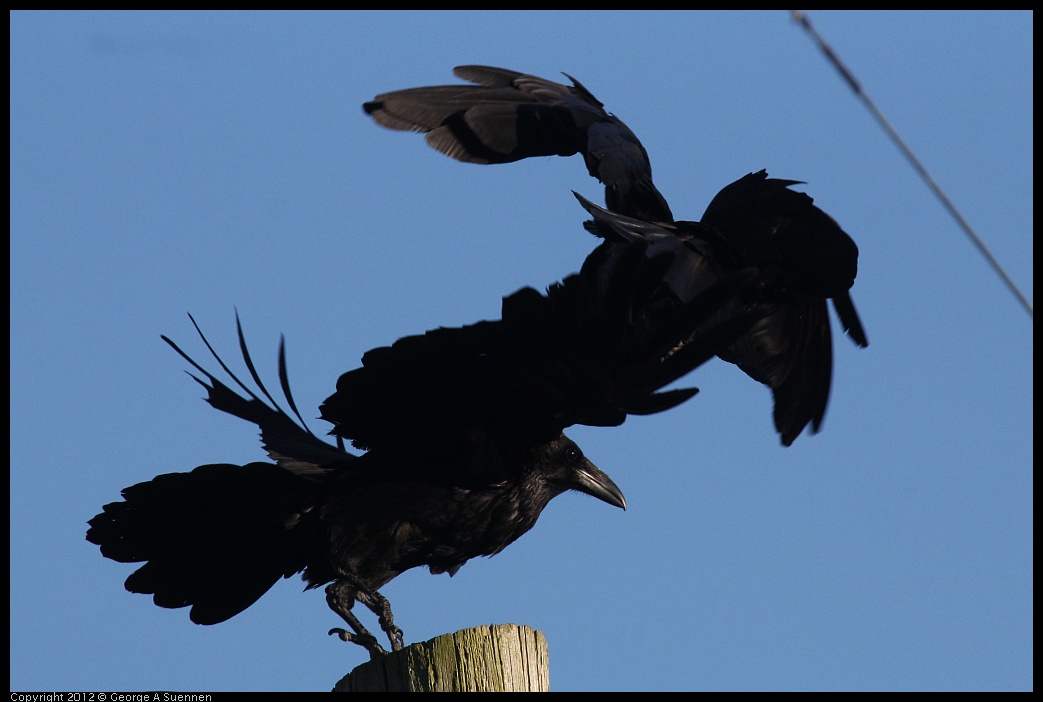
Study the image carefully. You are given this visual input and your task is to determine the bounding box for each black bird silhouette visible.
[364,65,868,445]
[576,171,868,446]
[87,244,757,658]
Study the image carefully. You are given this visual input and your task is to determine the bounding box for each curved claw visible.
[328,627,388,659]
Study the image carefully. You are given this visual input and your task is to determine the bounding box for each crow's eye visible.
[565,446,580,462]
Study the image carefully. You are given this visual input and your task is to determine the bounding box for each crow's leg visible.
[356,588,404,652]
[325,581,386,660]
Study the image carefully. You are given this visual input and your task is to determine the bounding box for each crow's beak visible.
[572,461,627,511]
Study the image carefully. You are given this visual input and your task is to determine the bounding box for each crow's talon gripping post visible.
[355,588,405,652]
[328,627,388,659]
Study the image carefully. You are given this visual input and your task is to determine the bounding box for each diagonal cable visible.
[792,10,1032,318]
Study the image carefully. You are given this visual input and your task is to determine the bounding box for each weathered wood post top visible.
[333,623,549,692]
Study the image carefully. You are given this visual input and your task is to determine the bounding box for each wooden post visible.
[332,623,549,692]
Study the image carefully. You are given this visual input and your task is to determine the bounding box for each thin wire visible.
[792,11,1033,318]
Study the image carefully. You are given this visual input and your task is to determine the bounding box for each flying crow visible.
[364,66,868,445]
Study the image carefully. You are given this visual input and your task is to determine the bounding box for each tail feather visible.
[88,314,353,624]
[832,291,869,348]
[86,462,324,625]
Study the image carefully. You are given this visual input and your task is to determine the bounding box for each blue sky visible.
[10,10,1032,692]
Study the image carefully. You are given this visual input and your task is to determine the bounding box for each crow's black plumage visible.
[364,65,673,223]
[577,170,868,446]
[364,66,868,445]
[87,243,757,657]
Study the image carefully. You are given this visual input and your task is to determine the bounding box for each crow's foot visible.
[357,589,404,652]
[328,627,387,660]
[326,581,392,660]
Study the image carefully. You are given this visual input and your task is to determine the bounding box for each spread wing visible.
[364,65,673,222]
[319,242,757,469]
[162,311,354,478]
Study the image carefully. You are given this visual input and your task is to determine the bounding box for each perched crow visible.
[364,66,868,445]
[87,244,757,657]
